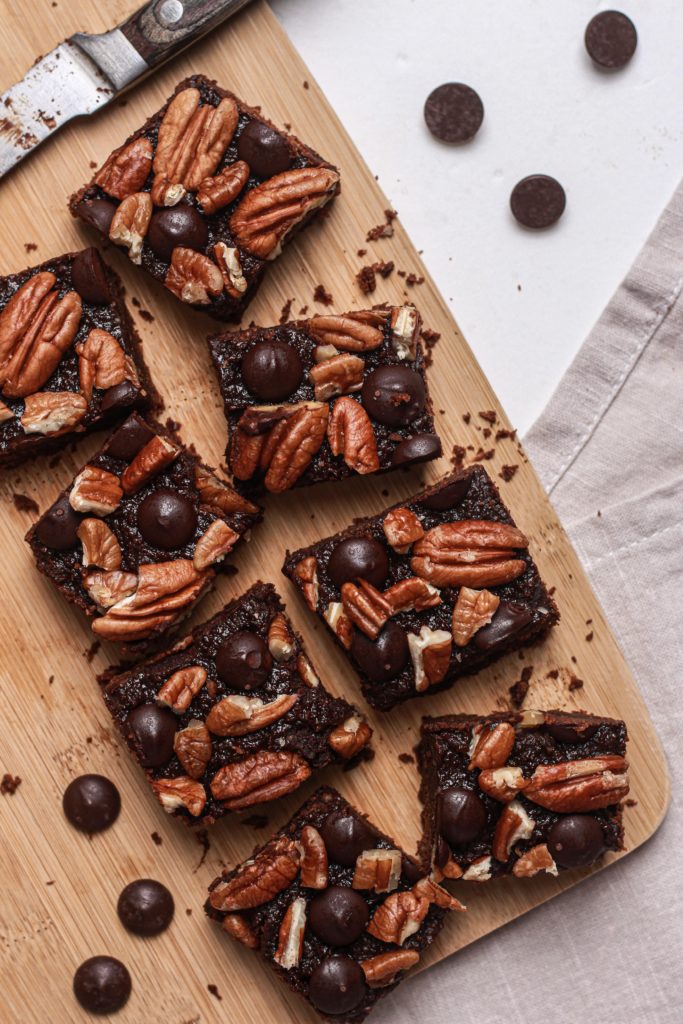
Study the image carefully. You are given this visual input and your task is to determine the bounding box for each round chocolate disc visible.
[73,956,131,1014]
[391,432,442,467]
[320,810,376,867]
[438,786,486,846]
[147,206,208,262]
[420,476,471,511]
[75,197,117,235]
[361,365,426,428]
[308,886,369,946]
[474,602,532,652]
[510,175,566,229]
[241,339,304,401]
[127,704,177,768]
[105,417,155,461]
[236,120,291,179]
[308,955,367,1016]
[137,488,197,549]
[71,247,112,304]
[350,622,409,683]
[35,494,82,550]
[548,815,606,868]
[100,381,141,416]
[424,82,484,144]
[117,879,175,936]
[63,774,121,833]
[215,631,272,690]
[327,536,389,589]
[546,721,599,745]
[585,10,637,69]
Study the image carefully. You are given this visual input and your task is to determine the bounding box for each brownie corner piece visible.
[26,413,261,656]
[102,585,372,825]
[283,464,559,710]
[205,785,461,1021]
[417,709,629,882]
[0,247,156,468]
[209,304,442,493]
[69,74,340,322]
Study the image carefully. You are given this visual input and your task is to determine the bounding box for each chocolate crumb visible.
[241,813,270,829]
[479,410,497,424]
[303,80,309,90]
[495,427,517,442]
[24,242,38,253]
[356,248,367,257]
[89,160,97,168]
[165,417,181,434]
[585,631,594,642]
[313,284,333,305]
[509,666,533,707]
[462,412,471,424]
[568,675,584,691]
[366,209,397,242]
[450,444,466,469]
[48,675,54,685]
[284,122,292,131]
[279,298,294,323]
[151,831,162,846]
[84,641,100,663]
[1,774,21,795]
[405,272,424,287]
[186,908,192,915]
[12,493,39,514]
[482,427,492,439]
[131,297,141,308]
[472,447,495,462]
[398,752,415,764]
[548,586,556,596]
[194,828,210,871]
[138,308,154,323]
[624,798,638,808]
[499,464,518,482]
[46,880,55,885]
[356,265,377,294]
[207,984,222,1001]
[547,669,560,680]
[298,305,309,316]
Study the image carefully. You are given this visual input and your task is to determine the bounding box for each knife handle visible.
[120,0,253,67]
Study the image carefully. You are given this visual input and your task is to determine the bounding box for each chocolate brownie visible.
[70,75,340,322]
[417,710,629,881]
[205,786,462,1022]
[282,465,559,710]
[102,585,372,825]
[209,304,441,493]
[0,248,155,467]
[26,413,261,657]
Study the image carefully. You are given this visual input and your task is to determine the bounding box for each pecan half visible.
[152,776,206,817]
[77,329,132,401]
[0,272,56,365]
[478,766,528,803]
[308,312,384,352]
[205,693,298,737]
[194,464,259,516]
[274,897,307,970]
[92,561,211,641]
[193,519,239,571]
[384,577,441,614]
[341,579,391,639]
[222,914,259,949]
[352,849,402,893]
[0,284,81,398]
[382,507,424,553]
[492,800,535,862]
[389,305,420,360]
[95,137,153,199]
[452,587,500,647]
[297,826,328,889]
[174,720,212,779]
[208,837,300,912]
[264,402,328,492]
[412,876,466,911]
[230,166,340,259]
[267,613,295,662]
[328,397,380,475]
[293,556,319,611]
[77,518,122,570]
[524,756,629,812]
[468,722,515,770]
[210,752,310,810]
[164,247,224,305]
[367,890,430,944]
[109,192,152,264]
[323,601,353,648]
[154,89,238,192]
[297,654,319,688]
[327,715,372,759]
[407,626,452,692]
[157,665,207,713]
[309,353,365,401]
[512,843,558,878]
[362,949,420,989]
[69,465,123,516]
[411,520,529,588]
[120,434,179,494]
[83,569,137,609]
[198,162,249,214]
[213,242,248,297]
[20,391,87,435]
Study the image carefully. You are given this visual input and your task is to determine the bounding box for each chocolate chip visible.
[350,622,409,683]
[320,810,376,867]
[241,339,304,401]
[420,475,471,511]
[546,721,599,745]
[35,494,81,550]
[424,83,484,144]
[308,886,369,946]
[236,120,291,179]
[585,10,637,69]
[71,247,112,304]
[73,956,131,1014]
[147,205,208,262]
[215,631,272,690]
[76,197,117,235]
[117,879,174,936]
[510,175,566,229]
[547,815,606,868]
[127,705,177,768]
[474,601,532,651]
[104,415,155,461]
[308,955,367,1016]
[327,536,389,589]
[438,786,486,846]
[137,488,197,549]
[63,774,121,833]
[100,380,141,415]
[361,365,426,428]
[391,432,442,467]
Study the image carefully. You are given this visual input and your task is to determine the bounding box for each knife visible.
[0,0,253,180]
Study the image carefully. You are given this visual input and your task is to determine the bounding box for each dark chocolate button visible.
[73,956,131,1014]
[350,622,409,683]
[585,10,637,69]
[71,247,113,304]
[320,810,376,867]
[236,120,291,179]
[117,879,174,936]
[400,855,424,885]
[434,836,451,870]
[241,339,304,401]
[127,704,177,768]
[510,175,566,229]
[391,432,442,467]
[424,83,484,144]
[35,494,82,550]
[548,815,606,868]
[63,774,121,834]
[327,536,389,589]
[546,721,599,745]
[308,886,369,946]
[147,206,208,262]
[105,416,155,461]
[438,786,486,846]
[361,365,426,428]
[137,488,197,549]
[76,197,117,235]
[474,602,532,651]
[215,631,272,690]
[420,475,471,511]
[308,955,367,1016]
[100,380,141,415]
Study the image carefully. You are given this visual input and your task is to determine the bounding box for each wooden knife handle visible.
[120,0,253,67]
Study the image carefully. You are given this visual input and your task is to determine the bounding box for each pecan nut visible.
[77,518,122,571]
[209,751,310,809]
[412,875,466,911]
[164,247,224,305]
[156,665,207,713]
[308,312,385,352]
[293,555,319,610]
[411,520,529,587]
[382,507,424,553]
[478,766,527,803]
[461,856,493,882]
[198,162,249,214]
[352,849,402,893]
[77,328,133,401]
[69,465,123,516]
[512,843,559,878]
[323,601,353,648]
[384,577,441,615]
[121,434,179,494]
[362,949,420,988]
[492,800,536,862]
[452,587,500,647]
[174,720,212,779]
[389,305,420,360]
[468,722,515,770]
[274,897,307,970]
[328,397,380,475]
[213,242,248,297]
[524,756,629,812]
[208,837,300,912]
[205,693,298,737]
[367,890,430,944]
[153,88,238,193]
[0,279,81,398]
[20,391,87,435]
[95,136,153,199]
[194,464,259,517]
[327,715,372,759]
[341,579,392,639]
[0,272,56,364]
[0,399,12,423]
[297,825,328,889]
[309,352,365,401]
[109,192,152,264]
[297,654,319,688]
[152,776,206,817]
[407,626,452,692]
[222,914,259,949]
[263,402,328,492]
[267,613,295,662]
[83,570,137,609]
[193,519,239,571]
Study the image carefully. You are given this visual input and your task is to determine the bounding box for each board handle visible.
[120,0,254,67]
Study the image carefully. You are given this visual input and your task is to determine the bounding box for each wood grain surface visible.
[0,3,669,1022]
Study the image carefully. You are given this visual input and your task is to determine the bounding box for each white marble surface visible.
[270,0,683,433]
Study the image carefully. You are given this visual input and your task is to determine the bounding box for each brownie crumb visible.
[131,296,141,308]
[356,248,367,257]
[585,631,594,642]
[207,984,222,1001]
[472,447,495,462]
[356,260,394,294]
[462,412,471,424]
[366,209,397,242]
[624,798,638,808]
[138,308,154,323]
[509,666,533,707]
[482,427,492,439]
[298,305,309,316]
[1,774,22,795]
[186,908,193,915]
[398,752,415,764]
[420,327,441,368]
[84,641,101,663]
[405,272,424,287]
[46,880,55,885]
[194,828,210,871]
[499,464,518,482]
[313,283,333,305]
[241,813,270,829]
[303,80,310,90]
[568,675,584,691]
[547,669,560,680]
[151,831,162,846]
[479,410,497,424]
[451,444,466,470]
[48,675,54,685]
[24,242,38,253]
[495,427,517,442]
[12,492,39,514]
[279,297,294,323]
[165,416,182,433]
[48,453,62,468]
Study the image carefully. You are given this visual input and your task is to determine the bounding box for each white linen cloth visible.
[374,181,683,1024]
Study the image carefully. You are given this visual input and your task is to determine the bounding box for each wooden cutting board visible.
[0,2,669,1022]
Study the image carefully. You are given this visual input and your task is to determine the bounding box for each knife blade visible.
[0,0,253,180]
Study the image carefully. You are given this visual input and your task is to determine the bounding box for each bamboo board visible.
[0,3,669,1022]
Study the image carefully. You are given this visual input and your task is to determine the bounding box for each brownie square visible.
[417,710,629,881]
[102,586,372,826]
[282,465,559,711]
[209,304,441,494]
[69,75,340,322]
[205,785,461,1022]
[0,248,155,467]
[26,413,261,657]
